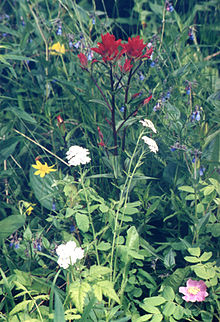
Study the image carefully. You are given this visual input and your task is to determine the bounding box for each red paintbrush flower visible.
[119,59,133,73]
[122,36,153,60]
[143,94,152,105]
[91,33,124,63]
[78,53,88,68]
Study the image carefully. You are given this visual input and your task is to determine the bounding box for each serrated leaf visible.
[162,267,190,292]
[75,213,89,232]
[69,281,91,313]
[95,280,120,304]
[9,300,34,316]
[188,247,201,257]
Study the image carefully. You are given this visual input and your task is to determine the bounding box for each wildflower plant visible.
[77,32,154,156]
[0,0,220,321]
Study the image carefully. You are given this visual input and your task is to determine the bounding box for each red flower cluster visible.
[119,59,133,73]
[91,33,123,63]
[122,35,153,60]
[88,33,153,66]
[78,53,88,68]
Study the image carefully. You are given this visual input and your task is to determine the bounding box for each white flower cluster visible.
[66,145,91,166]
[142,136,159,153]
[139,119,157,133]
[56,240,84,269]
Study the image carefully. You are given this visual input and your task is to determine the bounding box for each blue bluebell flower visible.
[70,224,76,233]
[74,41,81,49]
[199,166,205,176]
[150,61,155,67]
[57,28,62,36]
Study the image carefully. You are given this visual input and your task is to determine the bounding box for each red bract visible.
[143,94,152,105]
[91,33,123,63]
[78,53,88,68]
[122,36,153,60]
[119,59,133,73]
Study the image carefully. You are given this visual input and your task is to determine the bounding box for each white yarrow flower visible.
[142,136,159,153]
[139,119,157,133]
[56,240,84,269]
[66,145,91,166]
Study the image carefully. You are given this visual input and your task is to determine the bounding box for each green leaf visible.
[69,281,91,313]
[178,186,195,193]
[9,300,34,316]
[99,204,109,213]
[0,215,26,240]
[136,314,153,322]
[164,249,175,269]
[89,265,111,277]
[126,226,139,250]
[140,303,161,314]
[97,241,111,251]
[7,107,37,123]
[95,280,120,304]
[162,267,190,292]
[54,290,65,322]
[65,207,75,218]
[188,247,201,257]
[203,186,215,196]
[143,296,166,306]
[162,302,176,317]
[173,305,184,320]
[206,223,220,237]
[75,213,89,232]
[199,252,212,262]
[150,314,163,322]
[0,137,21,162]
[162,286,175,301]
[23,226,32,242]
[193,265,215,279]
[29,167,57,210]
[184,256,201,263]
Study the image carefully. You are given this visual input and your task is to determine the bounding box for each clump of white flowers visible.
[56,240,84,269]
[66,145,91,166]
[139,119,157,133]
[142,136,159,153]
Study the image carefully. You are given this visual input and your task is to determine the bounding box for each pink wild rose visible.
[179,279,208,302]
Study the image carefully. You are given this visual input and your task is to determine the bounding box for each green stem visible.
[80,168,100,265]
[110,132,145,284]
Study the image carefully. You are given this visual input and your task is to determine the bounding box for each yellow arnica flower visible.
[25,205,35,215]
[49,42,65,55]
[32,160,56,178]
